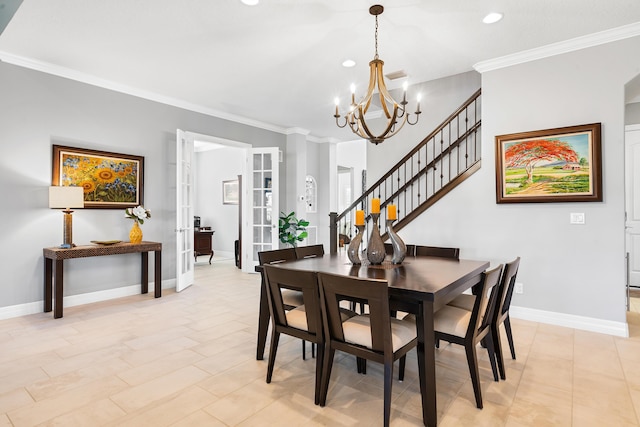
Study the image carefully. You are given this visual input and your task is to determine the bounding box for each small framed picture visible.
[223,179,239,205]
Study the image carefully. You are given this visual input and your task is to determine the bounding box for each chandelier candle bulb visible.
[371,198,380,214]
[387,204,397,221]
[355,210,365,226]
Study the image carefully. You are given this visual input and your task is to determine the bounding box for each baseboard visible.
[510,305,629,337]
[0,279,176,321]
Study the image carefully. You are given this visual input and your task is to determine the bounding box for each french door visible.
[176,129,194,291]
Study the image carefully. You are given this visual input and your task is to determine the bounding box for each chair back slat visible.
[295,244,325,259]
[498,257,521,317]
[263,264,321,335]
[468,265,503,338]
[318,272,390,353]
[258,248,297,265]
[414,245,460,259]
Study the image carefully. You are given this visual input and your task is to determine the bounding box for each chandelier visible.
[334,5,421,145]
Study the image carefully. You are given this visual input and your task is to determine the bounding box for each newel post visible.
[329,212,338,254]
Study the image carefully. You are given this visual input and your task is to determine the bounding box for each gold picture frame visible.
[495,123,602,203]
[52,145,144,209]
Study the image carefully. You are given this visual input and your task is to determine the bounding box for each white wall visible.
[627,102,640,125]
[195,147,244,255]
[394,36,640,331]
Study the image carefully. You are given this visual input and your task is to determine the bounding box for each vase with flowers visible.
[125,205,150,244]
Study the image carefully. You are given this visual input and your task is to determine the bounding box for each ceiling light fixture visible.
[333,5,421,145]
[483,12,503,24]
[241,0,259,6]
[342,59,356,68]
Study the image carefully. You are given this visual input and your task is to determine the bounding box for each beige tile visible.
[3,259,640,426]
[110,366,210,413]
[36,398,126,426]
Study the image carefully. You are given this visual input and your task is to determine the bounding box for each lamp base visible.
[62,209,76,248]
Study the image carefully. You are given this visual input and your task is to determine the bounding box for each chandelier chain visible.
[374,15,379,59]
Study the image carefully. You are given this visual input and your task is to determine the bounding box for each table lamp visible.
[49,186,84,248]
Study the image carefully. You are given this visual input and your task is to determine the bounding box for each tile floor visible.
[2,258,640,426]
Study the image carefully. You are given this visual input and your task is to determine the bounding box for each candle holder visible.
[366,213,386,265]
[386,219,407,264]
[347,225,365,265]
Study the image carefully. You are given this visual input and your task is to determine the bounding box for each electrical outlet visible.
[515,282,524,294]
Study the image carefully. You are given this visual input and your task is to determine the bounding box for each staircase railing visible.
[330,89,482,253]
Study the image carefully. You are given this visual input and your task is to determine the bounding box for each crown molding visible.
[474,22,640,73]
[0,51,289,136]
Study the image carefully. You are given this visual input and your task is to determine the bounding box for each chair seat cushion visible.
[433,305,471,338]
[282,290,304,307]
[286,306,356,331]
[447,294,475,311]
[342,314,416,352]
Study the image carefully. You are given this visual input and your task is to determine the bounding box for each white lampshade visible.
[49,186,84,209]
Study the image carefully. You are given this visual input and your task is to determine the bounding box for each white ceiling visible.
[1,0,640,142]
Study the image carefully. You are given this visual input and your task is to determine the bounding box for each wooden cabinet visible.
[194,230,214,264]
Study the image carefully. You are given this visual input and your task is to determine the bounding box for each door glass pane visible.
[253,171,262,189]
[253,153,262,170]
[264,153,272,170]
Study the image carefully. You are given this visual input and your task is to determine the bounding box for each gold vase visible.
[129,221,143,244]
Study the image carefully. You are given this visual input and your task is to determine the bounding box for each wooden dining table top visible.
[273,252,489,308]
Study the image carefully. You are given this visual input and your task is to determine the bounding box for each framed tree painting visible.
[52,145,144,209]
[495,123,602,203]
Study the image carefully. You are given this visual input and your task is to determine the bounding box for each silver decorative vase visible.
[347,225,365,265]
[366,213,386,265]
[386,219,406,264]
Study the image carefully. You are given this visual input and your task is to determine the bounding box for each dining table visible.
[255,252,489,427]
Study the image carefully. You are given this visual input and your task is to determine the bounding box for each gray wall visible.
[0,61,285,310]
[627,102,640,125]
[390,36,640,325]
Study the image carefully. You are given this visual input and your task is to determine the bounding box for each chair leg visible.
[314,342,324,405]
[465,343,483,409]
[398,355,406,382]
[312,342,315,358]
[302,340,306,360]
[493,324,506,380]
[383,360,394,427]
[485,333,499,382]
[504,315,516,359]
[319,346,335,407]
[266,331,280,383]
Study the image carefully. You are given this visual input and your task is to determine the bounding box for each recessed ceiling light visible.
[483,12,503,24]
[241,0,259,5]
[342,59,356,68]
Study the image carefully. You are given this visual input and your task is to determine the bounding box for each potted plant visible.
[278,211,309,247]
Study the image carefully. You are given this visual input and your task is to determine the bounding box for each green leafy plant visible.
[278,211,309,247]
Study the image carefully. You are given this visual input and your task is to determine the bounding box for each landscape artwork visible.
[495,123,602,203]
[52,145,144,209]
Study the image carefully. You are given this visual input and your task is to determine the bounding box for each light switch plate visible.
[570,212,585,224]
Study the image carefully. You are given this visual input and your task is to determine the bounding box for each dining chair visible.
[262,264,326,404]
[317,272,417,427]
[295,244,325,259]
[432,265,503,409]
[447,257,520,380]
[258,248,308,358]
[414,245,460,259]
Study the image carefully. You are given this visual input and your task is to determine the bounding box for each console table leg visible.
[141,252,149,294]
[154,250,162,298]
[44,258,52,313]
[54,260,64,319]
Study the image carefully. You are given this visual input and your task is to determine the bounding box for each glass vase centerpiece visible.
[125,205,151,244]
[366,198,386,265]
[386,204,406,264]
[347,210,366,265]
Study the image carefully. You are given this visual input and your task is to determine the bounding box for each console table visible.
[43,241,162,319]
[194,230,214,264]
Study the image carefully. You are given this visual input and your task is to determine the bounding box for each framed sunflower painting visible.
[52,145,144,209]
